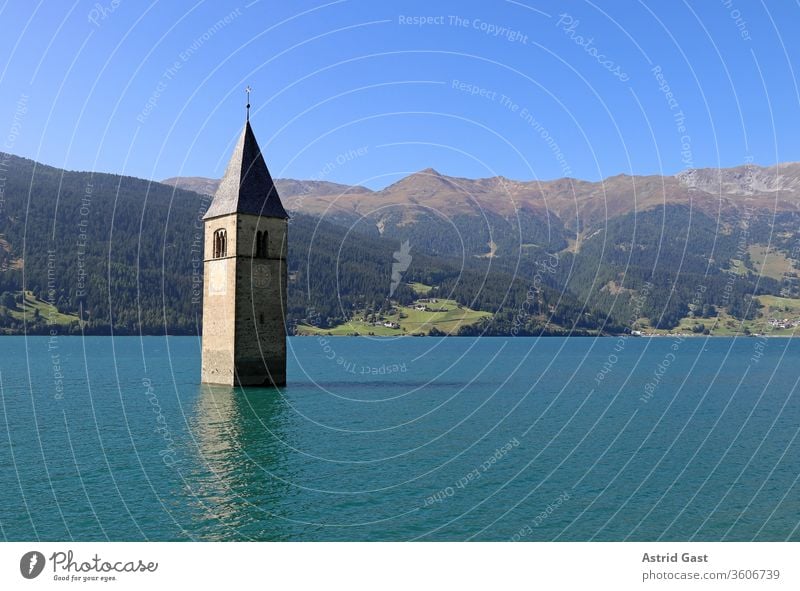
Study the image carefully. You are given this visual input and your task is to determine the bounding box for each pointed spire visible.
[203,118,289,220]
[245,85,251,122]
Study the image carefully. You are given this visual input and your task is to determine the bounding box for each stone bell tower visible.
[201,93,288,386]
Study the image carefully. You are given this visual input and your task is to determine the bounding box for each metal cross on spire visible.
[245,85,251,121]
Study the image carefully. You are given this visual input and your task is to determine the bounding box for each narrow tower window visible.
[213,229,227,258]
[256,230,268,258]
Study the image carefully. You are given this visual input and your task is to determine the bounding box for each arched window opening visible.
[213,229,227,258]
[256,230,268,258]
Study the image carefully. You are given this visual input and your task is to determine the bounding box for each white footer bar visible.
[0,542,795,590]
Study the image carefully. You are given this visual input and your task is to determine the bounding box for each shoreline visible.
[2,333,796,338]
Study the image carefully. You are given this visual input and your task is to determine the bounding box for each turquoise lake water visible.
[0,335,798,541]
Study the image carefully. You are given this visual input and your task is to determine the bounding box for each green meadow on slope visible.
[295,294,492,336]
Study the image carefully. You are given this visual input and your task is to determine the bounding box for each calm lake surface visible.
[0,335,798,541]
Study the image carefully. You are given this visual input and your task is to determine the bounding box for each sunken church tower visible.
[201,94,288,387]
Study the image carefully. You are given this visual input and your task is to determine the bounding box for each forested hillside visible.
[1,153,798,336]
[0,154,612,335]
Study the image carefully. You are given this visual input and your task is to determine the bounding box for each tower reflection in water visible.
[188,384,296,540]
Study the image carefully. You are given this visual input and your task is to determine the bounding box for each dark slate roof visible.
[203,121,289,220]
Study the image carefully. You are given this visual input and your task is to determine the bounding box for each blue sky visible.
[0,0,798,189]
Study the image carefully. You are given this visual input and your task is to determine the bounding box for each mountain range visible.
[1,151,798,336]
[165,160,800,233]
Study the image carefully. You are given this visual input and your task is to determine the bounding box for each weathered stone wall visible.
[233,214,287,386]
[201,214,238,384]
[201,213,288,386]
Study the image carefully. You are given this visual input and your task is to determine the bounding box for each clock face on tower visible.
[253,264,270,288]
